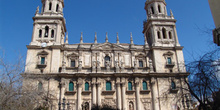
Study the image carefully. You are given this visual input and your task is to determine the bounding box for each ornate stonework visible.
[22,0,191,110]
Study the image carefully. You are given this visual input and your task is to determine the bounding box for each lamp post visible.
[58,102,61,110]
[62,97,66,110]
[67,101,70,110]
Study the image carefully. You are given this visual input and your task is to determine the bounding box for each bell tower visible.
[30,0,66,46]
[143,0,185,73]
[143,0,180,47]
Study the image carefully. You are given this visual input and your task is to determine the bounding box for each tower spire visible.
[105,32,108,42]
[116,32,119,44]
[130,32,134,45]
[170,9,174,17]
[94,32,97,43]
[80,32,83,44]
[65,32,68,44]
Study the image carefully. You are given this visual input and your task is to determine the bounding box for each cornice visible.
[21,72,189,78]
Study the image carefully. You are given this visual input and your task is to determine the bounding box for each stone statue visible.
[97,61,100,68]
[115,61,119,68]
[92,61,96,67]
[149,59,153,72]
[105,61,110,68]
[35,6,39,15]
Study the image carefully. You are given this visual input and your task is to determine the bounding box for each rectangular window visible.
[167,57,172,64]
[71,60,75,67]
[41,57,45,64]
[139,60,143,67]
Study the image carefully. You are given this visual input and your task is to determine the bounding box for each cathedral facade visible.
[22,0,191,110]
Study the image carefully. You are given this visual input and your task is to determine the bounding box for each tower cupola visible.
[145,0,167,17]
[41,0,64,14]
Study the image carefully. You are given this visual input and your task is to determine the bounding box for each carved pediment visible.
[163,51,173,56]
[91,43,125,51]
[135,53,145,58]
[37,50,48,55]
[67,52,78,57]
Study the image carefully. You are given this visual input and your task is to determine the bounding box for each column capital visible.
[77,82,83,86]
[116,82,121,86]
[97,82,101,87]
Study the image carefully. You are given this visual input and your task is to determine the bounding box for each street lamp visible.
[58,102,61,110]
[62,97,66,110]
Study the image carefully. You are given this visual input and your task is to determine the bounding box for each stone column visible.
[122,82,126,110]
[135,78,140,110]
[97,82,101,106]
[116,82,122,109]
[77,82,82,110]
[92,82,97,105]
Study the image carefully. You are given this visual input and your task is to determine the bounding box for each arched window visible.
[142,81,148,90]
[38,82,43,90]
[162,28,167,39]
[105,56,110,67]
[51,30,54,38]
[85,82,89,91]
[157,31,161,39]
[45,26,49,37]
[49,2,52,10]
[105,56,110,62]
[56,4,59,12]
[39,29,42,38]
[69,82,74,91]
[171,81,176,89]
[158,5,161,13]
[129,101,134,110]
[169,31,172,39]
[106,81,111,91]
[151,6,154,14]
[128,82,132,90]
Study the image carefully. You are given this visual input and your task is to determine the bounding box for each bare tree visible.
[185,48,220,110]
[0,50,54,110]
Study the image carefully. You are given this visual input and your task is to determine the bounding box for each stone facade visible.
[208,0,220,46]
[22,0,191,110]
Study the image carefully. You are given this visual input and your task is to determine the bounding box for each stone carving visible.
[105,61,110,67]
[134,60,138,72]
[35,6,39,15]
[149,59,153,72]
[105,61,110,72]
[61,51,67,73]
[101,99,116,107]
[115,61,119,68]
[141,98,151,110]
[129,101,134,110]
[92,61,96,67]
[78,60,82,67]
[92,61,96,72]
[120,60,124,72]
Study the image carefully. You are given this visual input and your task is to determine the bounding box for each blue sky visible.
[0,0,217,63]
